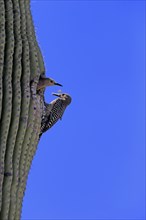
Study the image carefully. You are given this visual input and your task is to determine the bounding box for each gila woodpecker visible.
[37,75,62,91]
[40,92,72,137]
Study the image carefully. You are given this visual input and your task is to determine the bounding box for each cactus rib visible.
[0,0,22,219]
[14,0,42,219]
[0,0,46,219]
[0,1,5,121]
[0,0,14,212]
[8,0,31,219]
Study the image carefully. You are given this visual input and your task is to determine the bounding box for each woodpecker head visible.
[52,92,72,105]
[37,77,62,90]
[45,78,63,87]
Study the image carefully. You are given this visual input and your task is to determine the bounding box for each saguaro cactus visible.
[0,0,45,219]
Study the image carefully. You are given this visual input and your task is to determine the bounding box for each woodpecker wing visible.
[40,99,66,134]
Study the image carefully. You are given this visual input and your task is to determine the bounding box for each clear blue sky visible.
[22,1,145,219]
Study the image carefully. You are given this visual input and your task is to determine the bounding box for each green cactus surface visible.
[0,0,45,219]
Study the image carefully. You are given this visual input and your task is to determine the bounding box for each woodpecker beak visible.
[54,82,63,87]
[52,93,61,97]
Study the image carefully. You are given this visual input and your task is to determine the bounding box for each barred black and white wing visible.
[40,99,66,135]
[39,93,71,137]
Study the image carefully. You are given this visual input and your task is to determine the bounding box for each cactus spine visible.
[0,0,45,219]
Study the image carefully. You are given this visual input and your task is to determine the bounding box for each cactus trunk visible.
[0,0,45,219]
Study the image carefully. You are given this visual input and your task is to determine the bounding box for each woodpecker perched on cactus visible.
[37,75,62,91]
[40,92,72,137]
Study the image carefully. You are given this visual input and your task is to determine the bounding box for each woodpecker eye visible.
[50,80,53,83]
